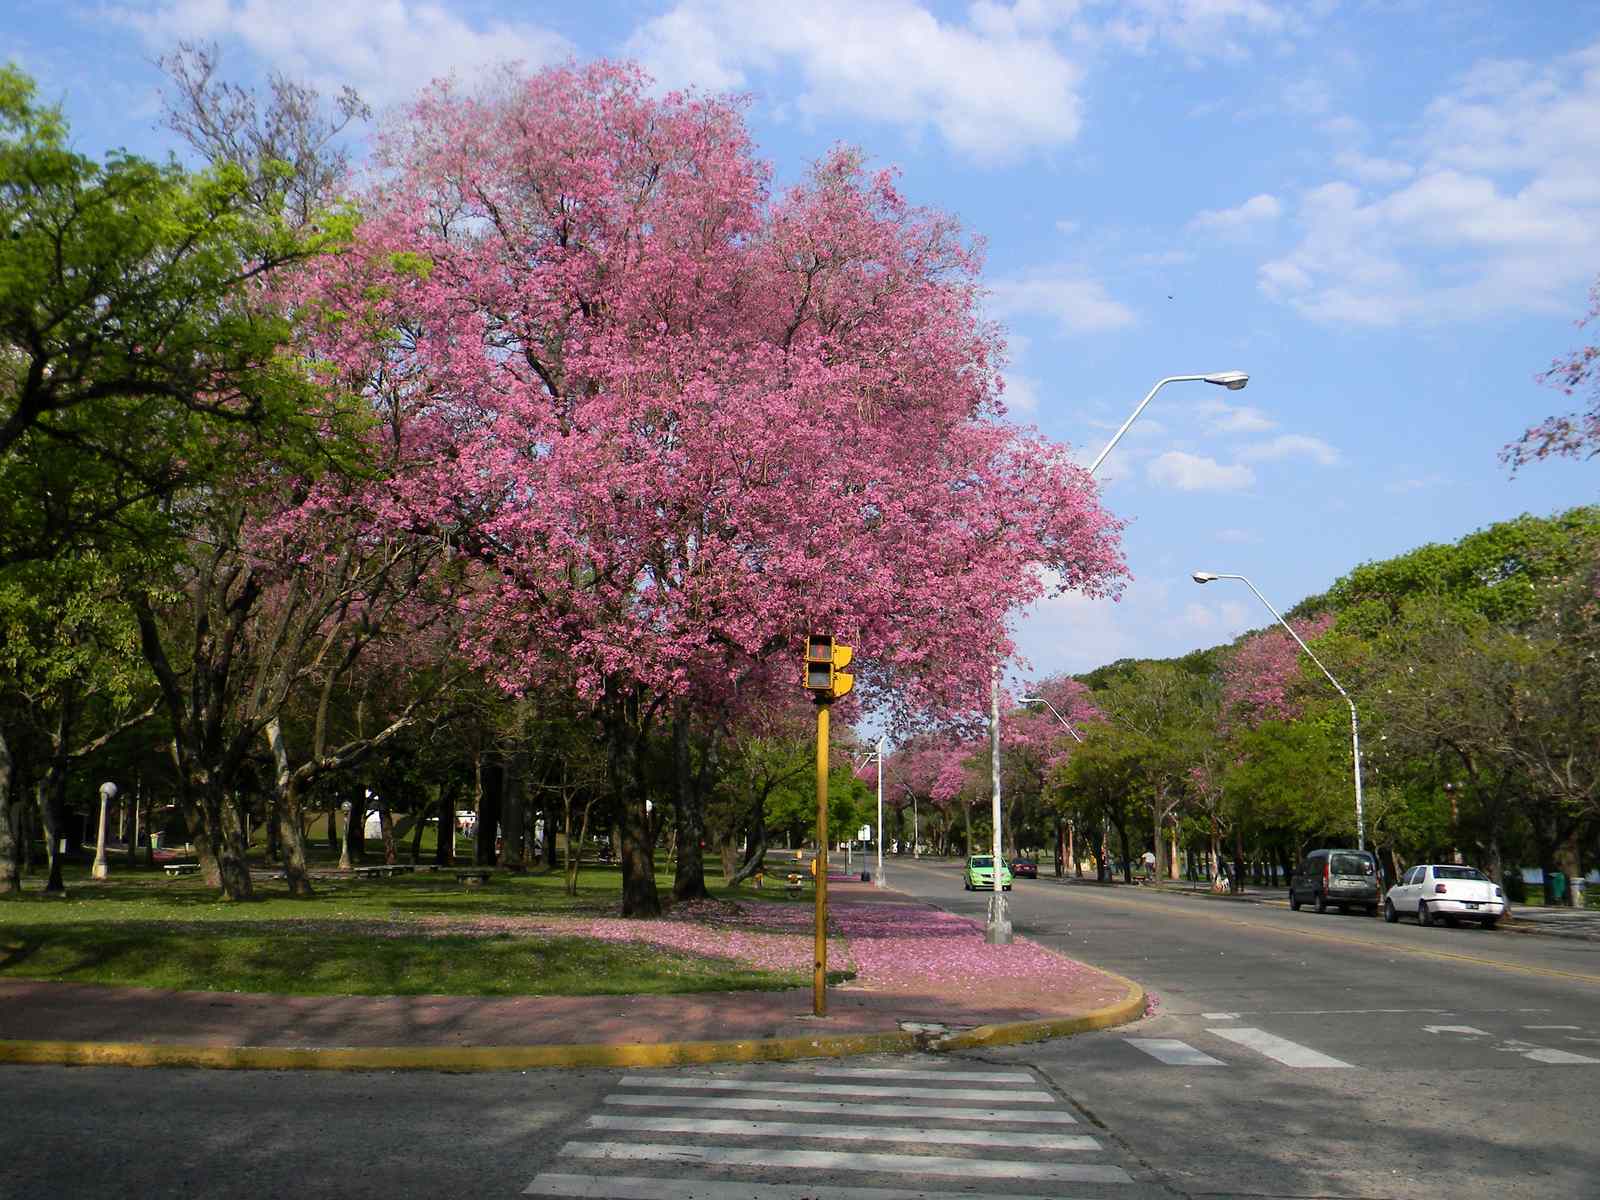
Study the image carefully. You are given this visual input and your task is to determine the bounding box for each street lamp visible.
[983,370,1250,944]
[1192,570,1366,850]
[1021,695,1085,880]
[93,781,116,880]
[853,738,890,889]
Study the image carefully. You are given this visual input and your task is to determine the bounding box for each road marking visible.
[806,1066,1036,1083]
[1208,1027,1353,1068]
[1126,1038,1226,1066]
[583,1114,1099,1151]
[526,1175,1091,1200]
[1525,1025,1581,1030]
[605,1093,1077,1123]
[618,1076,1055,1103]
[1201,1011,1240,1020]
[559,1142,1133,1183]
[1522,1048,1600,1065]
[1423,1025,1490,1036]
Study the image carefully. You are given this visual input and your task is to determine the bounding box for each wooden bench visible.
[162,863,201,877]
[785,872,804,897]
[352,864,415,879]
[455,868,493,887]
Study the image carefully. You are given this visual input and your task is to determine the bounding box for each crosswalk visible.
[525,1061,1150,1199]
[1123,1020,1600,1069]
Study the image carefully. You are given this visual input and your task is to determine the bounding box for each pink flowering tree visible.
[303,62,1125,915]
[1220,613,1337,731]
[1505,275,1600,470]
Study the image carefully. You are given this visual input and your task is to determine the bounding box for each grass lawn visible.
[0,858,820,997]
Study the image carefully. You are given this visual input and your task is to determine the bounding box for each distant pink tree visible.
[1220,613,1336,731]
[298,62,1125,914]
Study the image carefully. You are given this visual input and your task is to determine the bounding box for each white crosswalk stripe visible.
[605,1093,1078,1123]
[526,1061,1143,1198]
[1208,1026,1354,1068]
[1125,1038,1225,1066]
[582,1113,1099,1150]
[618,1074,1056,1102]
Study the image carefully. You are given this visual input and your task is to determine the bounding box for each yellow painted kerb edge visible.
[936,968,1145,1051]
[0,979,1146,1071]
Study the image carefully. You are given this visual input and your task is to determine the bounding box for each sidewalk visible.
[0,878,1144,1070]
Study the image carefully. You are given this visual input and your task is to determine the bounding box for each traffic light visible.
[803,634,855,699]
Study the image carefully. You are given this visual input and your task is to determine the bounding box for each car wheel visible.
[1004,884,1012,892]
[1289,890,1301,911]
[1481,917,1499,930]
[1383,899,1398,923]
[963,880,971,891]
[1443,915,1459,928]
[1419,901,1433,927]
[1368,905,1379,918]
[1314,892,1327,914]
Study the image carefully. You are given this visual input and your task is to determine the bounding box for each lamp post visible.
[982,371,1249,944]
[1020,696,1085,880]
[1192,570,1365,850]
[93,781,116,880]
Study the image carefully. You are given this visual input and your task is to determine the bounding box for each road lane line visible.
[1208,1027,1353,1068]
[1422,1025,1490,1036]
[583,1114,1099,1151]
[559,1142,1134,1183]
[526,1175,1095,1199]
[1523,1048,1600,1064]
[1125,1038,1226,1066]
[605,1094,1078,1123]
[618,1076,1055,1103]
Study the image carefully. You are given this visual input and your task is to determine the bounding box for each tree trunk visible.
[266,718,314,896]
[606,696,661,918]
[0,726,18,895]
[961,796,973,856]
[501,755,526,872]
[409,791,428,864]
[474,754,502,867]
[1231,825,1246,895]
[212,780,255,900]
[671,715,711,903]
[378,794,397,866]
[1554,825,1582,908]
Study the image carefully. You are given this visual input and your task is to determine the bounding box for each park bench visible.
[162,863,200,877]
[455,868,493,887]
[351,864,415,879]
[785,872,804,897]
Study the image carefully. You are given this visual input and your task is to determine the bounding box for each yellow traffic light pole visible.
[813,698,830,1017]
[803,634,853,1019]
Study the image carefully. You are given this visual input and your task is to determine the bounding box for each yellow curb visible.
[936,968,1147,1051]
[0,1029,924,1072]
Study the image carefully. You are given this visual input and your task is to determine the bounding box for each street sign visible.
[858,824,871,841]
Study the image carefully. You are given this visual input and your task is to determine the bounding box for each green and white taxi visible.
[963,854,1013,891]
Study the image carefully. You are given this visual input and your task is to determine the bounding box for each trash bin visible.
[860,870,870,882]
[1550,871,1567,902]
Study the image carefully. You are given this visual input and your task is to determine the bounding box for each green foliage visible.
[1327,507,1600,635]
[0,63,361,568]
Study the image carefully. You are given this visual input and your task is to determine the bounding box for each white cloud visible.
[1237,433,1341,465]
[1100,0,1300,58]
[1384,473,1447,494]
[1215,527,1261,543]
[1261,40,1600,325]
[1189,192,1282,232]
[1146,451,1255,491]
[106,0,572,107]
[989,272,1137,335]
[626,0,1085,164]
[1055,218,1082,235]
[1195,397,1276,434]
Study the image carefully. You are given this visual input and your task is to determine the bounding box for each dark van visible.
[1289,848,1380,917]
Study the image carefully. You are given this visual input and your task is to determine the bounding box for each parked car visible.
[1288,848,1381,916]
[964,854,1013,891]
[1384,864,1505,928]
[1010,857,1038,879]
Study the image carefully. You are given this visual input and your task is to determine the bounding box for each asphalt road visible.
[7,864,1597,1200]
[889,857,1600,1200]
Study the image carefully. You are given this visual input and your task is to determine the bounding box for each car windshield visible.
[1433,866,1488,881]
[970,856,993,868]
[1330,853,1374,876]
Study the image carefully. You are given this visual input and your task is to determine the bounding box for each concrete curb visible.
[935,969,1147,1052]
[0,1029,922,1073]
[0,976,1148,1072]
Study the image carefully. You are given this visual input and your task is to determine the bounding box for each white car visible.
[1383,864,1506,928]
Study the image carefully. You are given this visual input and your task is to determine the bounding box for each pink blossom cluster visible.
[1221,612,1336,730]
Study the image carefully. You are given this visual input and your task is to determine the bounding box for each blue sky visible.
[8,0,1600,683]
